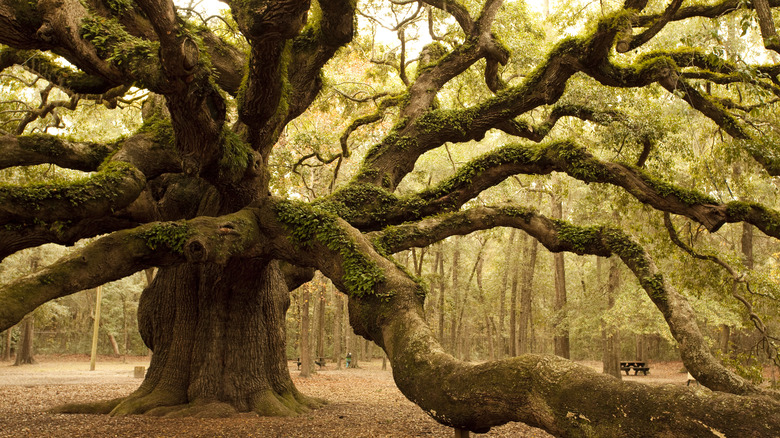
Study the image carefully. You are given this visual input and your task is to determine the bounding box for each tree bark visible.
[498,230,515,358]
[437,245,446,345]
[300,282,312,378]
[14,314,35,365]
[509,233,524,356]
[108,333,121,357]
[518,237,538,355]
[601,256,622,379]
[2,329,10,361]
[552,198,569,359]
[332,285,343,369]
[315,280,325,361]
[56,260,318,416]
[449,240,461,357]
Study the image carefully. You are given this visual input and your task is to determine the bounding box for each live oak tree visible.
[1,0,780,436]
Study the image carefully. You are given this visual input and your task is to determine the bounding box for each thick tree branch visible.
[0,134,117,171]
[0,209,265,332]
[356,11,632,190]
[0,162,145,224]
[258,201,777,435]
[634,0,780,27]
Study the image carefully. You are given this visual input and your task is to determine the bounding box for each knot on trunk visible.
[185,237,208,263]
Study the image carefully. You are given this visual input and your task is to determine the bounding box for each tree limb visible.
[0,209,265,332]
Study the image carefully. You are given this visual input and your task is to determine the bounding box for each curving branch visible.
[0,133,118,171]
[664,213,780,368]
[0,208,265,333]
[634,0,780,27]
[618,0,683,52]
[0,162,146,224]
[258,201,778,435]
[496,104,627,142]
[356,11,633,190]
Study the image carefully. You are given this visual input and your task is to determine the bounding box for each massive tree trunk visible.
[57,260,317,417]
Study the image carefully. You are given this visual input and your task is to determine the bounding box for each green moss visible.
[317,183,400,225]
[104,0,133,15]
[139,222,192,254]
[634,167,717,206]
[0,161,137,208]
[17,134,64,157]
[416,108,478,137]
[80,15,158,69]
[137,116,175,148]
[725,201,752,221]
[555,221,602,252]
[499,205,535,222]
[274,200,386,298]
[39,274,55,285]
[217,128,252,182]
[550,141,611,183]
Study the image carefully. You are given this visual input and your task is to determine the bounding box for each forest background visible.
[0,0,778,388]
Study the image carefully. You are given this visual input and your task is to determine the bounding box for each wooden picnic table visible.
[620,361,650,375]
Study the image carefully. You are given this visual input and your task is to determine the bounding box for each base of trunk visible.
[52,388,323,418]
[53,260,321,418]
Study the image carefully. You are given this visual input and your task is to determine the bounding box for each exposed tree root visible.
[50,389,324,418]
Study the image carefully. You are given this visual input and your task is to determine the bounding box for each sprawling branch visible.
[0,208,265,332]
[256,200,778,435]
[327,140,780,239]
[0,162,145,224]
[356,11,631,190]
[0,134,117,171]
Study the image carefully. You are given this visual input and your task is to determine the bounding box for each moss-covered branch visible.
[0,222,183,332]
[264,200,779,434]
[0,209,266,332]
[355,11,633,190]
[325,140,780,240]
[0,161,145,224]
[0,134,117,171]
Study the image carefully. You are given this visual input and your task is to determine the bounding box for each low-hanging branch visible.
[0,162,146,224]
[664,213,780,368]
[357,11,638,190]
[365,204,774,398]
[0,208,265,332]
[327,139,780,240]
[253,201,779,435]
[0,134,118,171]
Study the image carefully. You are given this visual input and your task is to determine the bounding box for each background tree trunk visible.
[509,233,524,356]
[449,240,461,357]
[2,329,11,361]
[518,238,538,355]
[14,315,35,365]
[315,281,325,362]
[332,286,343,369]
[437,246,446,345]
[498,230,515,358]
[108,333,120,357]
[602,256,622,378]
[300,283,312,377]
[552,198,570,358]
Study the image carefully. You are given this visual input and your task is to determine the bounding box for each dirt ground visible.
[0,356,692,438]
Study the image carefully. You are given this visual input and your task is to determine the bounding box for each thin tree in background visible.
[299,284,312,377]
[518,237,538,355]
[602,256,622,379]
[14,315,35,365]
[552,197,570,359]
